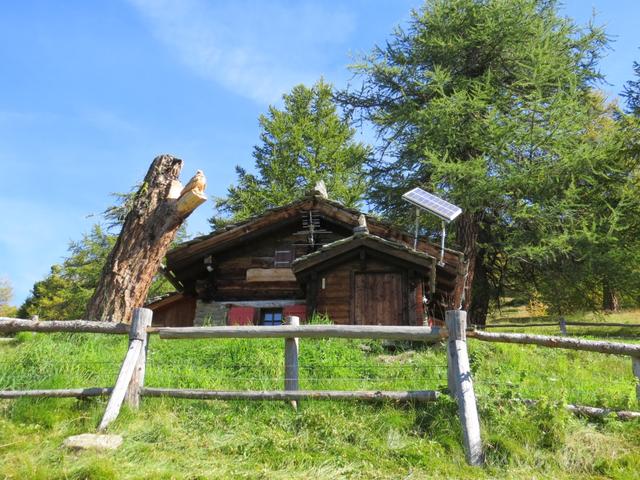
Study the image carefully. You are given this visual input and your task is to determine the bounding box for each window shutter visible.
[274,247,294,268]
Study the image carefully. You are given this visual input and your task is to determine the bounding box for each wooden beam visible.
[125,308,153,409]
[0,317,129,334]
[168,199,313,265]
[158,325,445,341]
[98,341,142,431]
[468,330,640,356]
[98,308,151,431]
[446,310,483,466]
[284,315,299,409]
[246,268,297,282]
[158,265,184,292]
[483,322,560,329]
[559,317,567,336]
[565,321,640,328]
[219,300,302,308]
[141,388,440,402]
[0,388,112,398]
[483,321,640,329]
[519,399,640,421]
[633,356,640,402]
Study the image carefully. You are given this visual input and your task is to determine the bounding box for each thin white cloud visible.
[128,0,355,104]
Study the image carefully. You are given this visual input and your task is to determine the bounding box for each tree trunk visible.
[454,211,482,314]
[468,249,491,327]
[602,280,620,313]
[85,155,206,322]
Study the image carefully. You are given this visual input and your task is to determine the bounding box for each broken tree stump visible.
[85,155,206,323]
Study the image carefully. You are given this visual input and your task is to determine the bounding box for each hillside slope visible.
[0,313,639,479]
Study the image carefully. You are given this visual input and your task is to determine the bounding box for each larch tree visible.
[339,0,607,323]
[0,278,17,317]
[211,79,371,229]
[518,93,640,314]
[622,60,640,116]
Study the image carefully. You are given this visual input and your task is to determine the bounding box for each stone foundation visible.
[194,300,228,326]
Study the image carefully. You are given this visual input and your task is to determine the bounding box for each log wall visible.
[149,295,197,327]
[310,257,424,325]
[209,222,344,302]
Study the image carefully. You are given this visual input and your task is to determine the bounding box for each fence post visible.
[284,315,299,410]
[559,317,567,336]
[633,357,640,403]
[98,308,152,431]
[125,308,153,408]
[446,310,483,466]
[447,327,457,399]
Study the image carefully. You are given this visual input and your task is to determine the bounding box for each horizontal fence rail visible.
[468,330,640,356]
[482,322,560,329]
[0,387,113,399]
[0,317,130,334]
[518,399,640,421]
[141,388,439,402]
[157,325,445,341]
[563,321,640,328]
[482,321,640,329]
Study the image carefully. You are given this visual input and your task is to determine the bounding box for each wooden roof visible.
[292,233,437,276]
[145,292,185,310]
[166,195,464,276]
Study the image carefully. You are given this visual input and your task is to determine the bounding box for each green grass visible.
[1,312,639,479]
[488,303,640,339]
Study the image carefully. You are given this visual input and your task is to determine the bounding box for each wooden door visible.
[354,272,405,325]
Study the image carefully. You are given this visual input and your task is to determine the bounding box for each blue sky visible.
[1,0,638,306]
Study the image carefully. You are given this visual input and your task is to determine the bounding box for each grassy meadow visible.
[0,310,639,479]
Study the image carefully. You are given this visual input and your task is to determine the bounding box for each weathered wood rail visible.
[468,330,640,356]
[156,324,445,341]
[482,318,640,334]
[0,317,129,334]
[142,388,439,402]
[518,399,640,421]
[0,387,113,398]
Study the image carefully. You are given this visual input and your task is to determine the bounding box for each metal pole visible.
[413,208,420,250]
[440,220,446,265]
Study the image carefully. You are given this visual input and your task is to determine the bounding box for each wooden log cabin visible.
[148,188,465,327]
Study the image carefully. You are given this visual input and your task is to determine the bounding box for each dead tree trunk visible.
[85,155,206,322]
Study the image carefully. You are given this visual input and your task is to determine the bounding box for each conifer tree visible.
[211,79,370,228]
[340,0,608,322]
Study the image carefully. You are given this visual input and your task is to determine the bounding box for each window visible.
[274,246,294,268]
[261,309,283,326]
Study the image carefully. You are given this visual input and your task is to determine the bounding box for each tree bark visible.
[467,219,494,326]
[454,211,482,313]
[602,279,620,313]
[469,252,491,327]
[85,155,206,322]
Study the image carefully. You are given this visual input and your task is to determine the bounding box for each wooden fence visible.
[481,317,640,336]
[2,309,640,467]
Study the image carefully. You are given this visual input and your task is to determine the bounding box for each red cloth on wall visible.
[283,304,307,323]
[228,307,255,325]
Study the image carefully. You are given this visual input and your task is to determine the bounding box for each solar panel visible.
[402,187,462,222]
